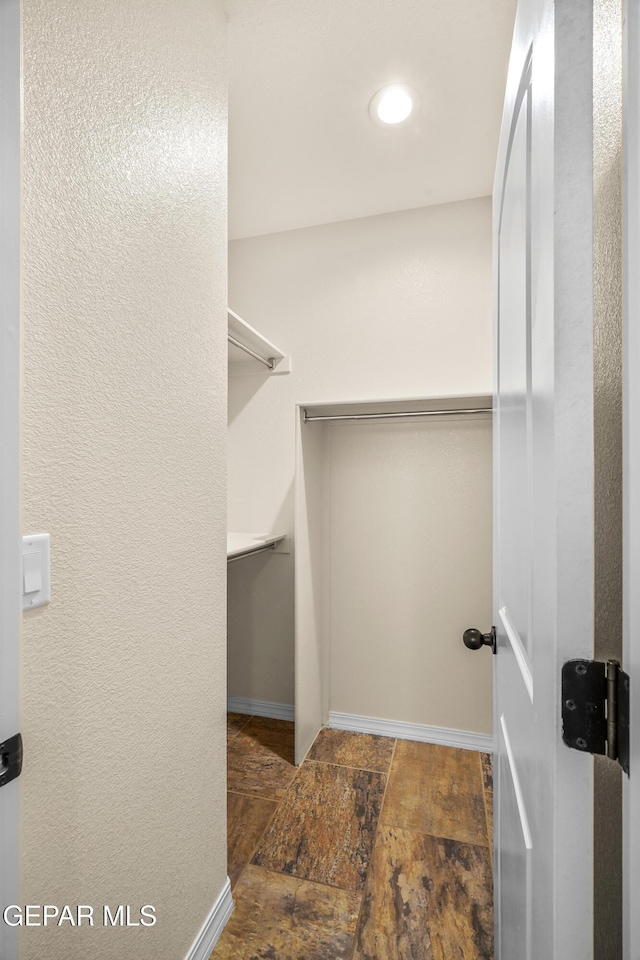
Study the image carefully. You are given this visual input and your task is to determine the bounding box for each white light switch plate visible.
[21,533,50,610]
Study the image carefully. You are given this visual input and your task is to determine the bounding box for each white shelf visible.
[228,309,291,377]
[227,532,288,561]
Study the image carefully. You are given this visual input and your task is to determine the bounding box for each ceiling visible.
[226,0,516,240]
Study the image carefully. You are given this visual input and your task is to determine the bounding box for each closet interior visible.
[226,308,290,565]
[226,188,495,753]
[220,0,505,953]
[294,394,493,763]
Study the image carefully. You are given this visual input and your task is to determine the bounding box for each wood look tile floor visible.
[253,761,386,891]
[215,719,494,960]
[381,740,488,846]
[227,717,297,801]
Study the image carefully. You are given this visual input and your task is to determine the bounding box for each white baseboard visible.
[329,711,494,753]
[227,697,295,722]
[185,877,233,960]
[226,701,492,750]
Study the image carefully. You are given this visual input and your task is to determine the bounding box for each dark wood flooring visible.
[214,716,493,960]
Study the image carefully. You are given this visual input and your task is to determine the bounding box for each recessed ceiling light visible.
[369,84,420,127]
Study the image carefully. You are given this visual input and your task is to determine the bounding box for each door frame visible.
[0,0,21,956]
[623,1,640,955]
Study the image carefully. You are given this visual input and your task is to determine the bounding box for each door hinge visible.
[0,733,23,788]
[562,659,629,776]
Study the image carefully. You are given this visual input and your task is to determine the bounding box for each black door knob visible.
[463,626,497,654]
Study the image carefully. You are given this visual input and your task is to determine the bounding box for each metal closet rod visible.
[303,407,491,423]
[227,542,277,563]
[228,335,276,371]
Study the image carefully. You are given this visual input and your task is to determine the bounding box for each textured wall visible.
[228,198,492,718]
[20,2,228,958]
[592,0,623,956]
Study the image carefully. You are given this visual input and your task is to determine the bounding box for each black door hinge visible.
[0,733,23,788]
[562,659,629,776]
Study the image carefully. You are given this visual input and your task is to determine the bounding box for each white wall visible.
[21,3,228,958]
[228,197,492,716]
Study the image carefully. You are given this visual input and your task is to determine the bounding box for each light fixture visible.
[369,84,420,127]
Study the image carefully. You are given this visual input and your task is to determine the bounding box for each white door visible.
[0,1,21,958]
[493,1,596,957]
[624,3,640,956]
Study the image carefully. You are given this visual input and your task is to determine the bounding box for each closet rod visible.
[228,335,276,370]
[303,407,491,424]
[227,542,277,563]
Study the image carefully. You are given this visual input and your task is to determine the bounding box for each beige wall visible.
[228,197,493,724]
[328,416,493,732]
[20,2,228,958]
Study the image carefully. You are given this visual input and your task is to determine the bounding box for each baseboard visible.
[227,697,295,722]
[184,877,233,960]
[226,701,492,750]
[328,712,494,753]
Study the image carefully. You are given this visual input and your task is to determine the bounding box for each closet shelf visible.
[228,309,291,376]
[227,532,287,562]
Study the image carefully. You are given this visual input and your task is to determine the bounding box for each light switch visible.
[23,552,41,594]
[21,534,50,610]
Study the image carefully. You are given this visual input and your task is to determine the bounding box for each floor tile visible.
[227,792,277,889]
[241,717,295,761]
[227,712,251,743]
[227,719,297,801]
[211,865,361,960]
[352,826,493,960]
[381,741,488,846]
[252,761,386,892]
[306,728,395,773]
